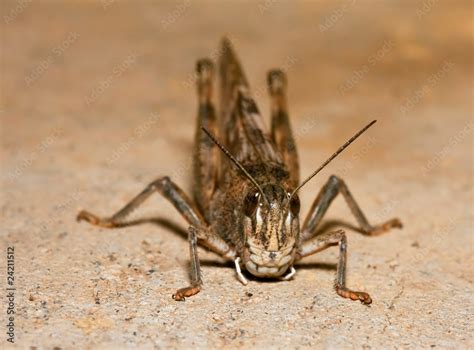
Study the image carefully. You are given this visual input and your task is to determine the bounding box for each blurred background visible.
[1,1,472,348]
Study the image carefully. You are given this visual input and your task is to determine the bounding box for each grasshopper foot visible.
[76,210,115,228]
[336,285,372,305]
[367,218,403,236]
[172,286,201,301]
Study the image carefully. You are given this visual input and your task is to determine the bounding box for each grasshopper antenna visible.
[201,127,268,203]
[290,120,377,199]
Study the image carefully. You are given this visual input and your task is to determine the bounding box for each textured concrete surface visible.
[1,1,473,349]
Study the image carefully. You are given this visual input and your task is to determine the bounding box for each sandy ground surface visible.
[1,1,473,349]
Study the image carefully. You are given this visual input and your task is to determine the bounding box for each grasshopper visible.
[77,38,402,304]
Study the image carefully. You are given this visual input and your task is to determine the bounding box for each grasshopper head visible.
[202,120,378,279]
[241,183,300,278]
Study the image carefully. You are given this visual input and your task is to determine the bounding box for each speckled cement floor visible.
[1,1,473,349]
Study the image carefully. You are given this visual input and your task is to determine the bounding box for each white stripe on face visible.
[255,206,263,238]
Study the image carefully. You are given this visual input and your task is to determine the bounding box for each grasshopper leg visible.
[172,226,202,301]
[77,176,204,227]
[297,229,372,304]
[173,225,235,300]
[194,59,219,220]
[268,69,299,188]
[301,175,402,241]
[77,176,234,259]
[77,177,236,300]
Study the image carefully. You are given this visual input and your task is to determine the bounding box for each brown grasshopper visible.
[77,38,402,304]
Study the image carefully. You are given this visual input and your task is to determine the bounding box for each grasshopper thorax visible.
[241,183,300,277]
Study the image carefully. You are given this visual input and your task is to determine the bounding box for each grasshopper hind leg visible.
[77,59,236,301]
[268,69,299,188]
[193,58,219,221]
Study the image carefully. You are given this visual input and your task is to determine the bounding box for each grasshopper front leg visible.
[173,226,202,301]
[77,176,235,299]
[173,225,236,300]
[297,229,372,304]
[298,175,402,304]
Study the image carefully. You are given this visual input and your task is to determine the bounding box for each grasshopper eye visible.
[289,194,300,216]
[244,191,260,217]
